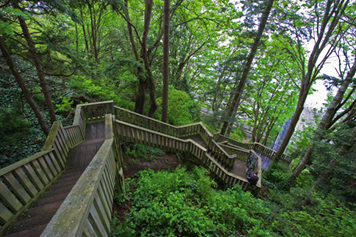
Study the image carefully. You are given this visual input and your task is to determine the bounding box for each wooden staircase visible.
[0,101,291,237]
[4,121,105,237]
[5,170,83,237]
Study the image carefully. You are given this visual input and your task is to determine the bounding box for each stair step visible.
[42,184,75,197]
[27,200,63,217]
[5,224,47,237]
[49,176,79,191]
[52,172,82,186]
[12,213,55,232]
[57,170,83,180]
[36,192,69,206]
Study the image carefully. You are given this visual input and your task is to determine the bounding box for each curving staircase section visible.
[0,101,291,237]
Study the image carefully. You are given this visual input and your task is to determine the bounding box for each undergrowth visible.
[111,167,356,237]
[124,144,165,161]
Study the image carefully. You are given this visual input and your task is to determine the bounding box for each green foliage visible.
[111,168,356,236]
[0,59,46,168]
[110,212,133,237]
[156,86,200,126]
[124,144,164,161]
[264,162,291,184]
[310,124,356,202]
[112,167,274,236]
[288,123,316,160]
[0,104,46,168]
[267,189,356,237]
[201,122,218,134]
[55,95,74,113]
[230,124,248,141]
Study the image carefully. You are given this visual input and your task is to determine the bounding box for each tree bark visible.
[134,79,146,114]
[0,36,49,136]
[141,0,158,117]
[161,0,170,123]
[16,11,57,124]
[220,0,274,135]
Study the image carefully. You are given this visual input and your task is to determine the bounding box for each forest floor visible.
[112,152,180,224]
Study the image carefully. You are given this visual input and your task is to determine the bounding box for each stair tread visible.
[28,200,63,216]
[36,192,69,206]
[5,224,47,237]
[43,184,75,197]
[12,213,55,231]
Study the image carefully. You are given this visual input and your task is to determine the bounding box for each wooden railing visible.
[0,113,86,235]
[113,119,261,193]
[112,106,237,168]
[218,143,251,162]
[114,120,207,160]
[213,133,291,164]
[42,114,122,236]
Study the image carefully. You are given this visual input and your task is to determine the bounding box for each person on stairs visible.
[247,172,259,187]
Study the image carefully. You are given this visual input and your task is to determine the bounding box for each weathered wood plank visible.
[94,193,110,233]
[47,152,61,174]
[0,202,13,223]
[0,180,23,212]
[31,160,49,185]
[38,157,54,180]
[23,163,44,190]
[89,205,107,236]
[13,168,38,197]
[43,154,59,176]
[3,172,31,204]
[97,184,110,219]
[83,218,97,237]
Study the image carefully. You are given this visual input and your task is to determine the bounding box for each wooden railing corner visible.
[41,121,62,152]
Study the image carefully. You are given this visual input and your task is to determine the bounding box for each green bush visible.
[156,86,201,126]
[111,168,356,236]
[264,162,291,184]
[112,167,272,236]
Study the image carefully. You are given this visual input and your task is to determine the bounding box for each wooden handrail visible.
[212,133,291,164]
[112,107,238,167]
[42,114,121,237]
[218,143,250,162]
[114,120,207,159]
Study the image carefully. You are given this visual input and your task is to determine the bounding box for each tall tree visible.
[10,1,57,124]
[220,0,274,136]
[273,0,352,163]
[289,51,356,184]
[161,0,170,122]
[0,36,49,135]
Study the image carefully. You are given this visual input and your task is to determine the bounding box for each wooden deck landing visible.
[188,135,246,178]
[67,121,105,171]
[187,134,209,149]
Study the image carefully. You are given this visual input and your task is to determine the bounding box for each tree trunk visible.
[141,0,158,117]
[273,88,309,161]
[17,13,57,124]
[220,0,274,135]
[161,0,170,123]
[134,79,146,114]
[0,36,49,136]
[288,60,356,183]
